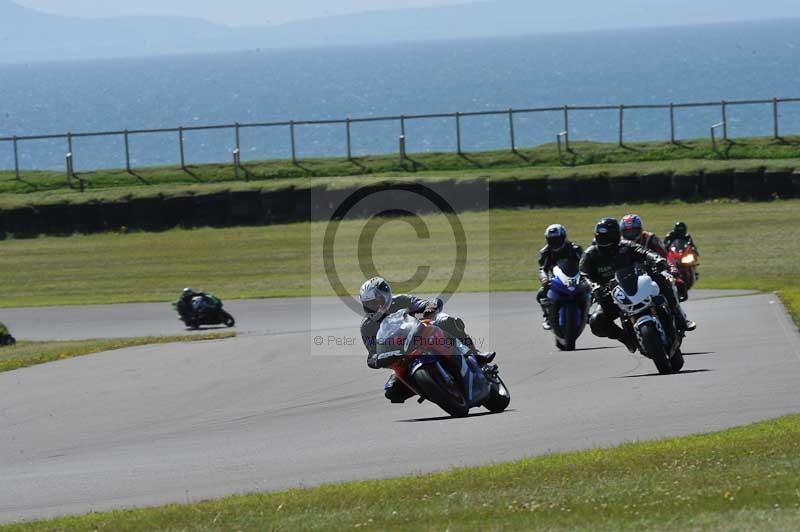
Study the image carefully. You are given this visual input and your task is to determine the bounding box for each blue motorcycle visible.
[544,258,591,351]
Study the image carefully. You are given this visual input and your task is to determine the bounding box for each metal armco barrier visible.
[2,97,799,183]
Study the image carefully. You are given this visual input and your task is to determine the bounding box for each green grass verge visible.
[0,332,235,373]
[0,198,797,325]
[5,413,800,531]
[1,135,799,209]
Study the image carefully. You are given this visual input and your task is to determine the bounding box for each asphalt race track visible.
[1,290,799,523]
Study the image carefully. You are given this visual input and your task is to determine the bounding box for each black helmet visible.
[673,221,688,237]
[595,218,621,249]
[545,224,568,251]
[182,287,196,299]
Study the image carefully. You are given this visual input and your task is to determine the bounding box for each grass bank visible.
[0,199,797,323]
[6,413,800,531]
[0,135,798,209]
[0,332,235,373]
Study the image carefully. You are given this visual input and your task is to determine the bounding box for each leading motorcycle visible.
[544,258,591,351]
[375,310,510,418]
[609,265,685,375]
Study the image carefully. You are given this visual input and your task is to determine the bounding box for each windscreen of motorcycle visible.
[670,238,688,253]
[615,265,642,297]
[553,258,581,291]
[376,310,422,355]
[556,258,580,278]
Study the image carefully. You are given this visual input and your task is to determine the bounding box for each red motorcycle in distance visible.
[667,239,699,301]
[376,310,510,418]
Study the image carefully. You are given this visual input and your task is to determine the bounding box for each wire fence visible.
[1,96,799,185]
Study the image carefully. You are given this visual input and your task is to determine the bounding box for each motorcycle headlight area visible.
[612,287,651,313]
[681,255,696,265]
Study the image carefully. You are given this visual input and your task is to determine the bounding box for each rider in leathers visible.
[537,224,584,330]
[580,218,696,352]
[360,277,495,403]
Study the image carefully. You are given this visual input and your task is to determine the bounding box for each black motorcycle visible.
[173,294,235,329]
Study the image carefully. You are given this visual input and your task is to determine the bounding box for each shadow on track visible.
[681,352,716,356]
[618,369,713,379]
[398,410,515,423]
[570,346,618,352]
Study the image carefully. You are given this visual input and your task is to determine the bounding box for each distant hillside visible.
[1,0,799,63]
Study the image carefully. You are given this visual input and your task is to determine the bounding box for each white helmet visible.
[359,277,392,320]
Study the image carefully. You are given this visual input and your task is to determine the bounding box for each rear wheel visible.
[640,322,672,375]
[414,367,469,418]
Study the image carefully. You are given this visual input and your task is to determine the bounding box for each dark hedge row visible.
[1,169,798,238]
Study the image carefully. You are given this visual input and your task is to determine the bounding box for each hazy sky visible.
[15,0,470,26]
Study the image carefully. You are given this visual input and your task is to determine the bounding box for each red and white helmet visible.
[620,214,643,242]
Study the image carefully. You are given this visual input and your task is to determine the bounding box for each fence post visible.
[563,106,570,150]
[773,98,780,139]
[178,126,186,169]
[508,108,516,152]
[235,122,241,152]
[400,115,406,137]
[455,112,462,154]
[124,129,131,173]
[669,103,676,144]
[65,132,73,188]
[233,149,240,180]
[618,104,625,147]
[290,120,296,163]
[721,100,728,141]
[12,135,20,181]
[345,117,352,160]
[399,135,406,165]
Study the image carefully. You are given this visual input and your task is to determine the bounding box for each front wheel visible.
[639,322,672,375]
[221,311,235,328]
[414,367,469,418]
[483,372,511,413]
[671,350,685,373]
[561,303,579,351]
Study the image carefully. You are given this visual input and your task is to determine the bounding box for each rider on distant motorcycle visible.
[664,221,700,255]
[175,287,210,322]
[360,277,496,404]
[537,224,584,330]
[620,214,668,258]
[580,218,696,352]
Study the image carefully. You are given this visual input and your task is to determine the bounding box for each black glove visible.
[371,349,406,369]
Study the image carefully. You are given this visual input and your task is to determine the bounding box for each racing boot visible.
[542,318,552,331]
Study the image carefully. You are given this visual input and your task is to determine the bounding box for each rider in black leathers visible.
[580,218,696,352]
[175,287,210,322]
[537,224,584,330]
[664,221,700,256]
[359,277,495,404]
